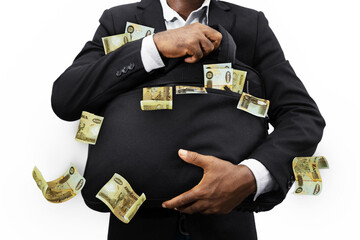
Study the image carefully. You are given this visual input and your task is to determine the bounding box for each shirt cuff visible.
[140,34,165,72]
[240,159,278,201]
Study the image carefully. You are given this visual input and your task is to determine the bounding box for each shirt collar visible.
[160,0,211,24]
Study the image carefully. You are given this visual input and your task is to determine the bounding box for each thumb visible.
[184,56,197,63]
[178,149,209,169]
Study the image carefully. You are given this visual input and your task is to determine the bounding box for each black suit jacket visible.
[51,0,325,222]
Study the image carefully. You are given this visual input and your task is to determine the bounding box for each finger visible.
[177,200,208,214]
[199,36,215,56]
[162,187,200,209]
[200,209,215,215]
[202,27,222,50]
[178,149,210,168]
[184,56,195,63]
[184,43,203,63]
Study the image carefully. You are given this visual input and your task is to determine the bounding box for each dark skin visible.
[155,0,257,215]
[166,0,205,20]
[153,0,222,63]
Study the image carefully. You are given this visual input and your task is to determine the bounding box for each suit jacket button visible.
[121,66,128,74]
[128,62,135,70]
[116,71,122,77]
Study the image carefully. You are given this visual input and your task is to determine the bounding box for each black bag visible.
[81,25,269,212]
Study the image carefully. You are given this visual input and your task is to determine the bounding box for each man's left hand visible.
[162,149,257,214]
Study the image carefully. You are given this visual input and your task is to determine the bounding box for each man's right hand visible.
[153,23,222,63]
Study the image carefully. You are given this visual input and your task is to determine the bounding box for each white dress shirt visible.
[140,0,278,200]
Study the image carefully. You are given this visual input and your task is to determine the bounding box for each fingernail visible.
[179,149,187,158]
[162,203,167,208]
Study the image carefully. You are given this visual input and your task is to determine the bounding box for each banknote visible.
[237,93,269,118]
[204,68,233,90]
[75,111,104,145]
[176,85,207,94]
[293,156,329,195]
[125,22,154,41]
[32,163,86,203]
[143,86,172,101]
[203,63,232,71]
[96,173,146,224]
[141,86,173,110]
[232,69,247,94]
[140,100,173,110]
[33,166,48,195]
[102,33,130,54]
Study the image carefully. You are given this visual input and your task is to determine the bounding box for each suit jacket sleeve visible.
[240,12,326,211]
[51,9,152,121]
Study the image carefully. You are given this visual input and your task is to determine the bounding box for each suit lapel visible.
[135,0,167,33]
[208,0,235,33]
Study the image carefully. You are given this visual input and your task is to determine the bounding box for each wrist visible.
[153,33,163,56]
[238,165,257,195]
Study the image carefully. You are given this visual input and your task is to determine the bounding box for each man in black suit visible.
[51,0,325,239]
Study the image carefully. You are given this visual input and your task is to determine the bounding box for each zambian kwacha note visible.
[96,173,146,223]
[32,163,85,203]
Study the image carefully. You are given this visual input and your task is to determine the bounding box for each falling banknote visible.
[75,111,104,145]
[96,173,146,224]
[102,33,130,54]
[32,163,86,203]
[293,156,329,195]
[237,93,269,118]
[175,85,207,94]
[125,22,154,41]
[141,86,173,110]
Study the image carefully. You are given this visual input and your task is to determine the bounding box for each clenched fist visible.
[153,22,222,63]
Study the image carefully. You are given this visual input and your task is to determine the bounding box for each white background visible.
[1,0,359,239]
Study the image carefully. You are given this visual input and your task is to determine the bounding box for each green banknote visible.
[237,93,269,118]
[125,22,154,41]
[293,156,329,195]
[75,111,104,145]
[96,173,146,224]
[32,163,85,203]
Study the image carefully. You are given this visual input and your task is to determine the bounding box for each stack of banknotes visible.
[292,156,329,195]
[203,63,246,93]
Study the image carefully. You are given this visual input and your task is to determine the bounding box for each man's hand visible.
[162,149,257,214]
[153,23,222,63]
